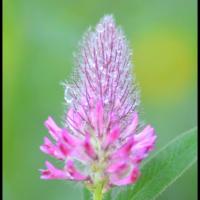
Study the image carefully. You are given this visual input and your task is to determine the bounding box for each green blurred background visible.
[3,0,197,199]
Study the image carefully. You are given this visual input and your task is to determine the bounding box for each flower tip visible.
[102,14,115,22]
[96,14,116,33]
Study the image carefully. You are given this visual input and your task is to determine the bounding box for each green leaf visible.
[113,127,197,200]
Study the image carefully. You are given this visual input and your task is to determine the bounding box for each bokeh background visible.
[3,0,197,199]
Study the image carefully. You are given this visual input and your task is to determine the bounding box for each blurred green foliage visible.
[3,0,197,200]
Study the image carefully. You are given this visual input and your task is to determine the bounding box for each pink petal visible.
[103,126,120,148]
[134,125,156,143]
[44,116,62,141]
[83,133,96,158]
[58,142,71,157]
[40,137,64,160]
[40,161,69,180]
[131,125,157,163]
[134,125,156,152]
[110,166,140,186]
[123,112,138,138]
[130,147,148,164]
[96,101,104,136]
[67,108,83,131]
[62,129,81,147]
[91,101,104,137]
[111,137,134,160]
[106,161,128,173]
[65,160,87,180]
[108,112,118,125]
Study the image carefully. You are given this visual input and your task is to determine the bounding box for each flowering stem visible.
[93,182,103,200]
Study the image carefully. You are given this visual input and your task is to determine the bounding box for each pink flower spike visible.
[40,15,157,193]
[44,116,62,141]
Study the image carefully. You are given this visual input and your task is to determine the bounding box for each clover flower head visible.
[40,15,157,194]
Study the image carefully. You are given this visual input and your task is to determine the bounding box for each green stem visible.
[93,182,103,200]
